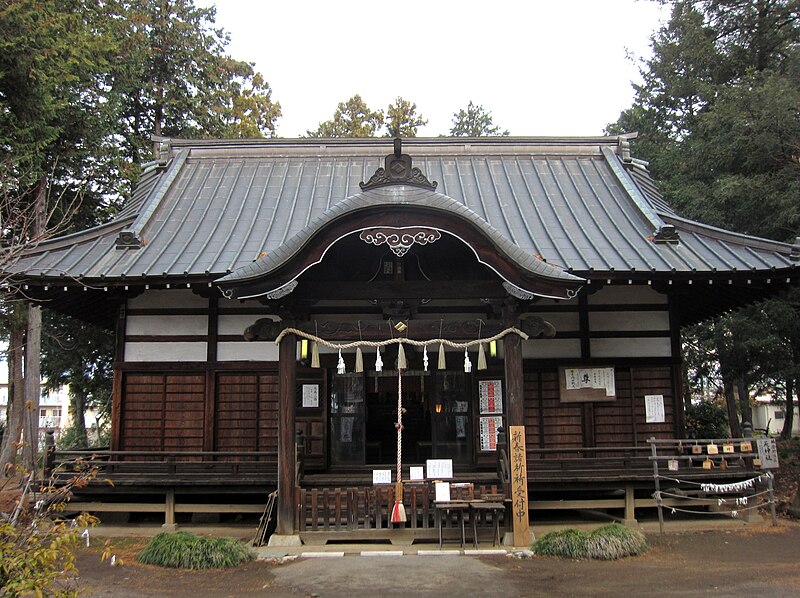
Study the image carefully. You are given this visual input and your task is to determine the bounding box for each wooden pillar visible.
[110,304,126,452]
[277,333,297,536]
[503,330,524,428]
[163,488,176,531]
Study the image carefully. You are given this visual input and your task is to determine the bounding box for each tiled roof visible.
[8,136,797,284]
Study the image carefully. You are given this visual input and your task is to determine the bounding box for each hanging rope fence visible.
[274,326,529,349]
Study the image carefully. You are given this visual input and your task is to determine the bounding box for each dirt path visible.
[73,522,800,598]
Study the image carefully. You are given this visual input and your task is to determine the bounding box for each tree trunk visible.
[682,362,692,411]
[736,378,752,429]
[781,378,795,440]
[70,391,88,448]
[22,304,42,473]
[723,377,741,437]
[0,307,26,470]
[21,175,46,474]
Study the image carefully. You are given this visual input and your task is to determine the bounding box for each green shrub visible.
[137,532,255,569]
[586,523,648,559]
[532,524,648,560]
[532,528,589,559]
[685,401,729,438]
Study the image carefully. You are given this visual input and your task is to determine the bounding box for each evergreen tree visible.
[385,96,427,137]
[608,0,800,435]
[448,101,509,137]
[307,94,385,138]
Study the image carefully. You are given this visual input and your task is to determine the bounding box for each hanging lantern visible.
[375,346,383,372]
[311,341,320,368]
[477,343,487,371]
[337,348,346,374]
[438,342,446,370]
[463,348,472,373]
[355,347,364,373]
[423,345,429,372]
[397,342,407,370]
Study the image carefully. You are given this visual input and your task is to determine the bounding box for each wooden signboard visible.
[559,367,616,402]
[509,425,530,546]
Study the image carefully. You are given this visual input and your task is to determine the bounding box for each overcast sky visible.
[197,0,669,138]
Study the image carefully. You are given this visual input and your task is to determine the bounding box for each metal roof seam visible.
[452,158,470,211]
[124,158,205,276]
[600,146,666,233]
[689,231,737,270]
[126,149,189,236]
[225,160,277,273]
[514,157,560,264]
[742,245,778,269]
[498,158,541,257]
[278,160,309,246]
[303,159,323,228]
[68,235,113,279]
[469,156,491,222]
[483,157,518,245]
[541,157,592,269]
[255,160,291,253]
[161,160,230,275]
[567,158,634,270]
[589,158,680,272]
[715,239,756,270]
[193,159,256,273]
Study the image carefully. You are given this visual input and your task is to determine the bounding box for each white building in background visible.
[753,397,800,436]
[0,354,100,444]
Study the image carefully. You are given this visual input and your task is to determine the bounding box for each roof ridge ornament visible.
[359,138,438,191]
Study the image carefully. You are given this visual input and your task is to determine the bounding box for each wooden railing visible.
[296,484,504,532]
[49,450,279,486]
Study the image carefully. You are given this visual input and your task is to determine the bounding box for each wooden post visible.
[503,331,524,428]
[624,483,636,525]
[277,333,297,536]
[163,488,176,531]
[509,425,530,546]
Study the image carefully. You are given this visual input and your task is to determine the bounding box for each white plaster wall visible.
[522,338,581,359]
[527,312,580,333]
[589,311,670,332]
[126,315,208,336]
[218,314,278,336]
[128,289,208,309]
[590,337,672,358]
[217,341,280,361]
[125,342,207,362]
[587,285,668,305]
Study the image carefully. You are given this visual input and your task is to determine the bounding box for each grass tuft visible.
[532,524,648,560]
[532,528,589,559]
[586,523,648,560]
[136,531,255,569]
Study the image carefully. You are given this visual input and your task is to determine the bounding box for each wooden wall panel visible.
[121,373,205,453]
[523,368,583,451]
[215,373,279,458]
[632,367,676,440]
[594,370,635,447]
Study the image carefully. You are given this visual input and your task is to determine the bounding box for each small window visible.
[774,411,785,420]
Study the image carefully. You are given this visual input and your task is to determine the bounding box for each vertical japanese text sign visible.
[509,425,530,546]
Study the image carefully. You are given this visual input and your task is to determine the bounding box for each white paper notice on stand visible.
[372,470,392,485]
[644,394,665,423]
[426,459,453,480]
[434,481,451,502]
[409,466,424,481]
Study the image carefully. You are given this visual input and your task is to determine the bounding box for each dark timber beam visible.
[277,333,297,536]
[503,301,525,428]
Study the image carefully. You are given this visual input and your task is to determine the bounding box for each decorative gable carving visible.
[359,138,437,191]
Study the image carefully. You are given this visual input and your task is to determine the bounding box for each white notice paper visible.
[426,459,453,480]
[434,481,451,502]
[302,384,319,408]
[373,470,392,485]
[644,394,665,423]
[409,466,424,481]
